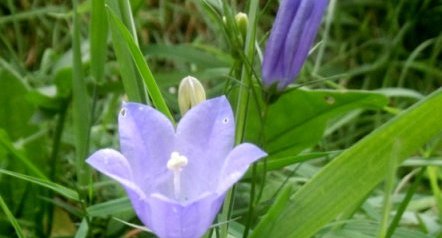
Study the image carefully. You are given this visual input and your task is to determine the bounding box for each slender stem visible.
[220,1,259,238]
[243,164,257,238]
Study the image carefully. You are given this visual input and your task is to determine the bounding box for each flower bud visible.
[178,76,206,115]
[262,0,328,91]
[235,12,248,38]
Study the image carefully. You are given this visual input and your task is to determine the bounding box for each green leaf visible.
[0,129,46,179]
[72,0,92,187]
[87,197,131,217]
[247,89,388,157]
[321,220,433,238]
[0,168,79,201]
[251,89,442,238]
[106,6,173,121]
[0,196,25,238]
[143,44,231,68]
[74,218,89,238]
[250,186,292,236]
[0,66,36,140]
[106,1,148,104]
[90,0,108,84]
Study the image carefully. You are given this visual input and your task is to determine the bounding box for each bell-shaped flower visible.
[86,96,266,238]
[262,0,329,90]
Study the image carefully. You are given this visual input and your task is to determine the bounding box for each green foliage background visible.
[0,0,441,237]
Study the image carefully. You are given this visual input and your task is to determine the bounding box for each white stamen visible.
[167,152,188,199]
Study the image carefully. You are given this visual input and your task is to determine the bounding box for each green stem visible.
[220,1,259,237]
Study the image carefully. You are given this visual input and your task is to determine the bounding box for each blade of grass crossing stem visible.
[0,196,25,238]
[72,0,91,189]
[251,88,442,238]
[0,168,80,201]
[90,0,107,84]
[106,7,173,121]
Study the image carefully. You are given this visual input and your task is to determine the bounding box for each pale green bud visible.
[178,76,206,115]
[235,12,248,38]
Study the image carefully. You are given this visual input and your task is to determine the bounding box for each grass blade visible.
[106,7,173,121]
[0,168,80,201]
[251,88,442,238]
[0,196,25,238]
[87,197,131,217]
[0,129,46,179]
[72,0,91,188]
[90,0,108,84]
[74,218,89,238]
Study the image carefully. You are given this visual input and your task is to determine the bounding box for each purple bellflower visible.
[262,0,329,90]
[86,96,266,238]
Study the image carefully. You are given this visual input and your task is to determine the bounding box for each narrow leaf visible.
[106,7,173,121]
[72,0,91,187]
[90,0,108,84]
[252,89,442,238]
[0,168,79,201]
[0,196,25,238]
[87,197,131,217]
[74,218,89,238]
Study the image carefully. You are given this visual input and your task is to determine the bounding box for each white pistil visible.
[167,152,188,199]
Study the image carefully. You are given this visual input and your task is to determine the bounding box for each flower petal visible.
[131,193,224,238]
[86,149,146,199]
[118,102,175,191]
[262,0,301,87]
[217,143,267,194]
[262,0,328,90]
[282,0,328,88]
[175,96,234,198]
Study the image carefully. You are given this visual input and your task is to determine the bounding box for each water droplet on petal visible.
[222,117,229,124]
